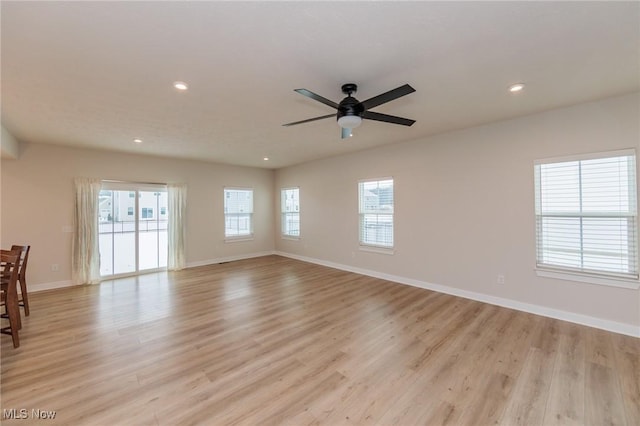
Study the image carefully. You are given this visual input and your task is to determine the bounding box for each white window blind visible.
[534,151,638,279]
[281,188,300,237]
[224,188,253,238]
[359,178,394,248]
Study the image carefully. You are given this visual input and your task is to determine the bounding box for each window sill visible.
[535,268,640,290]
[359,245,394,255]
[224,236,254,243]
[281,235,301,241]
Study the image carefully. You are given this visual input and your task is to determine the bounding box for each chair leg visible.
[19,278,29,316]
[0,296,16,330]
[6,290,22,330]
[5,292,20,348]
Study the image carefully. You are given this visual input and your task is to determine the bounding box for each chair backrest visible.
[9,245,30,281]
[1,249,22,348]
[1,249,20,298]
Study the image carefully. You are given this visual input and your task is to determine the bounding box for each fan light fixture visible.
[337,115,362,129]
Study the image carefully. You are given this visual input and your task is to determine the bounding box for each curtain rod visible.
[101,179,168,186]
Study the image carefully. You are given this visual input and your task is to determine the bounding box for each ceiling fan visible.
[283,83,416,139]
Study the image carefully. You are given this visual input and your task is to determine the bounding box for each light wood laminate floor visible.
[1,255,638,425]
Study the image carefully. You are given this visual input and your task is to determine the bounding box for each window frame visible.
[223,187,254,242]
[358,177,394,253]
[281,187,301,239]
[533,149,639,289]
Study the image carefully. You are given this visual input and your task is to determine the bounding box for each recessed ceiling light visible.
[509,83,525,93]
[263,157,269,161]
[133,138,143,143]
[173,81,188,91]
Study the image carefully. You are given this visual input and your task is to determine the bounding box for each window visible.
[127,207,134,216]
[281,188,300,238]
[161,207,167,216]
[141,207,154,219]
[359,178,394,248]
[224,188,253,239]
[534,150,637,280]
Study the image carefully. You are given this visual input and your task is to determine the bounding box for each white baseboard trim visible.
[275,251,640,338]
[186,251,276,269]
[29,280,75,293]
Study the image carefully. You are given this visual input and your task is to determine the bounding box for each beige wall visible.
[1,144,275,287]
[275,92,640,330]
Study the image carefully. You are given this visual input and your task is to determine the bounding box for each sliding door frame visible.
[99,180,168,279]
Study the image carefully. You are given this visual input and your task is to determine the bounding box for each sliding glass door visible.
[99,183,168,277]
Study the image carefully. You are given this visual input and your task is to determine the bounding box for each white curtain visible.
[167,183,187,271]
[72,178,101,285]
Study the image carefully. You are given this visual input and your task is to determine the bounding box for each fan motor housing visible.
[337,96,364,119]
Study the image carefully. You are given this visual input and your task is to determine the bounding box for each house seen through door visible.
[98,183,168,277]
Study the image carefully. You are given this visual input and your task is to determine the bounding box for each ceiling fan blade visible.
[341,127,352,139]
[362,111,416,126]
[360,84,416,111]
[283,114,335,127]
[295,89,339,109]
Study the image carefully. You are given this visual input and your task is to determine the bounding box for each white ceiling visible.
[2,1,639,169]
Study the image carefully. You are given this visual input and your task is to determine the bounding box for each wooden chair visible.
[5,245,31,316]
[1,249,22,348]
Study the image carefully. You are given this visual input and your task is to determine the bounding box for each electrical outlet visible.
[51,264,59,272]
[497,274,505,284]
